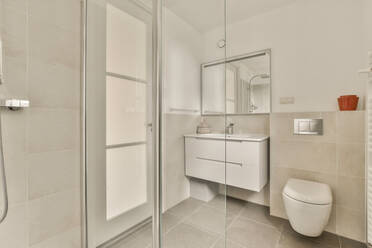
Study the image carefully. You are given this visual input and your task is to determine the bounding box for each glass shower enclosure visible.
[84,0,228,247]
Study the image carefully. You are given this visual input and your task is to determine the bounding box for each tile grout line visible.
[274,224,285,248]
[164,201,224,247]
[236,213,285,232]
[163,201,205,235]
[166,198,246,241]
[226,202,245,230]
[208,236,223,248]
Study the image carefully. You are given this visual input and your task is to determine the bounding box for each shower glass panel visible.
[105,3,148,222]
[85,0,154,247]
[161,0,228,247]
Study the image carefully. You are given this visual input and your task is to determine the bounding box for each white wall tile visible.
[336,206,366,242]
[28,189,81,245]
[271,140,337,174]
[28,150,80,200]
[28,0,81,34]
[28,17,80,70]
[336,111,365,143]
[336,176,365,212]
[337,143,365,178]
[2,56,28,98]
[28,57,80,108]
[30,226,81,248]
[0,4,27,39]
[4,156,28,206]
[27,108,79,153]
[0,204,28,248]
[1,0,28,14]
[1,109,28,160]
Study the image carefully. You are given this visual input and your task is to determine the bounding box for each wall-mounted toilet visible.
[282,178,332,237]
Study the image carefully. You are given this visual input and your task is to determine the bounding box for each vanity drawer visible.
[185,137,225,162]
[185,136,268,192]
[185,157,225,184]
[226,141,259,165]
[226,164,261,192]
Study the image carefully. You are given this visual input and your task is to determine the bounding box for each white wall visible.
[163,9,204,210]
[363,0,372,54]
[204,0,369,113]
[163,9,204,114]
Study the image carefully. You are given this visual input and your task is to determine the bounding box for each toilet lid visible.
[283,178,332,205]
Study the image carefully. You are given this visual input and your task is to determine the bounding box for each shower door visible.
[85,0,154,246]
[160,0,229,247]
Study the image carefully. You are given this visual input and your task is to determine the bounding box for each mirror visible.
[201,50,271,115]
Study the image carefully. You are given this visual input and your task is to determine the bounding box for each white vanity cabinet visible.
[184,134,269,192]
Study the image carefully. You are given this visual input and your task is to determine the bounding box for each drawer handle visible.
[227,161,243,167]
[196,157,224,164]
[196,157,243,167]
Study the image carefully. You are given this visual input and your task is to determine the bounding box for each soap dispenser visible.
[196,118,211,134]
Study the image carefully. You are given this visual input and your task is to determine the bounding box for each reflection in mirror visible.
[202,50,271,115]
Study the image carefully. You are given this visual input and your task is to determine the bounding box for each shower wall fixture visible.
[0,36,30,224]
[0,99,30,223]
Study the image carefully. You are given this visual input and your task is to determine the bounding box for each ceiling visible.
[164,0,298,33]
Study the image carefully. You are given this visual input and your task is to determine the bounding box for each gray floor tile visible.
[278,227,338,248]
[111,224,153,248]
[207,195,245,217]
[339,237,367,248]
[162,212,183,233]
[185,205,233,235]
[167,198,204,218]
[212,238,247,248]
[240,202,285,231]
[108,198,363,248]
[282,222,340,248]
[227,217,281,248]
[163,223,219,248]
[111,213,182,248]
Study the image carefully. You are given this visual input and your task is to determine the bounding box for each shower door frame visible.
[81,0,163,247]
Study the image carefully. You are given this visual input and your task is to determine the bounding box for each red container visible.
[338,95,359,111]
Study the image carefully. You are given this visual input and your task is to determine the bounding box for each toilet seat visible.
[283,178,332,205]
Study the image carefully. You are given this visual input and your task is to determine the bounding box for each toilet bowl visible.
[282,178,332,237]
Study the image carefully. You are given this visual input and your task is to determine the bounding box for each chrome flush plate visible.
[294,118,323,135]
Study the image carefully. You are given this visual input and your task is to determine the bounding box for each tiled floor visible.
[110,196,366,248]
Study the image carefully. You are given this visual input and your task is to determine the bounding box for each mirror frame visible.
[201,49,272,116]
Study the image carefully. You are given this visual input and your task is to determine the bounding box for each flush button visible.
[299,120,310,132]
[310,120,323,133]
[294,119,323,135]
